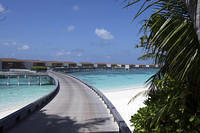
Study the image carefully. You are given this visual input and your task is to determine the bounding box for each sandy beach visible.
[102,86,148,131]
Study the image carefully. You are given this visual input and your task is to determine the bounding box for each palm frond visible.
[128,90,147,104]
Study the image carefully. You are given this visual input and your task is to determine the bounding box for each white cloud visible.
[67,25,75,32]
[95,28,114,40]
[18,45,30,50]
[56,49,84,57]
[73,5,79,11]
[2,41,16,46]
[0,4,5,13]
[56,50,71,57]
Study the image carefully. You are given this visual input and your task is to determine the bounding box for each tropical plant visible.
[183,0,200,42]
[30,66,47,71]
[122,0,200,132]
[131,77,200,132]
[124,0,200,85]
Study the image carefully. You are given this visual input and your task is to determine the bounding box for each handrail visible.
[61,72,131,133]
[0,72,59,133]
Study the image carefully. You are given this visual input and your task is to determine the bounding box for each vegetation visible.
[123,0,200,132]
[131,76,200,132]
[30,66,47,71]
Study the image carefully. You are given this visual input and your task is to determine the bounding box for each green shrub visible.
[30,66,47,71]
[131,77,200,133]
[122,0,200,132]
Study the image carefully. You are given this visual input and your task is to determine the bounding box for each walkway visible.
[8,72,119,133]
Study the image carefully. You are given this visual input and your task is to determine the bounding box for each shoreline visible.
[101,86,148,131]
[101,84,148,93]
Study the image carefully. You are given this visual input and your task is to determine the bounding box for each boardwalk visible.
[8,72,119,133]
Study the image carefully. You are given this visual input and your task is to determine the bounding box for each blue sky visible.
[0,0,152,64]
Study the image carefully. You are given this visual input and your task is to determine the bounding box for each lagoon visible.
[0,75,55,118]
[70,68,158,90]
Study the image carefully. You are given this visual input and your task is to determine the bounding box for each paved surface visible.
[8,72,119,133]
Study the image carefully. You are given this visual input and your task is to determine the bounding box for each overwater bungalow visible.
[32,60,46,67]
[139,64,146,68]
[146,65,150,68]
[111,64,118,68]
[0,58,26,69]
[80,62,94,68]
[44,61,52,68]
[149,64,155,68]
[125,64,130,69]
[0,58,50,70]
[117,64,122,68]
[0,58,159,71]
[63,62,77,68]
[129,64,136,68]
[106,63,111,68]
[135,64,139,67]
[95,63,107,68]
[121,64,125,68]
[51,61,63,67]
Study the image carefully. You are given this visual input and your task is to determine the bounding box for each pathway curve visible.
[8,72,119,133]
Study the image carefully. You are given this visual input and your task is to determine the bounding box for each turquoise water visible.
[0,76,55,112]
[0,75,53,85]
[70,68,158,90]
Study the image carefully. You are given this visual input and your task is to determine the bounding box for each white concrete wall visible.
[94,64,98,68]
[117,64,122,67]
[146,65,149,68]
[125,65,129,69]
[24,62,33,69]
[106,64,111,68]
[0,61,2,70]
[77,64,82,67]
[135,64,139,67]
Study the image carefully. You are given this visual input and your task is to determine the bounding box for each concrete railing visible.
[67,73,131,133]
[0,72,59,133]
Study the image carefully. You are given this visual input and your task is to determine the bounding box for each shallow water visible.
[0,76,55,112]
[0,75,53,85]
[70,68,158,90]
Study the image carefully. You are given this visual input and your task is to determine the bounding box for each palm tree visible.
[123,0,200,89]
[183,0,200,43]
[123,0,200,131]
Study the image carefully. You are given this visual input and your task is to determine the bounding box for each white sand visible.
[102,86,148,131]
[0,104,27,119]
